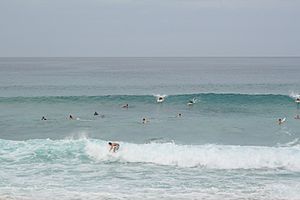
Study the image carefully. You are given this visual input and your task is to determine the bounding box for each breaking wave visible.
[1,138,300,171]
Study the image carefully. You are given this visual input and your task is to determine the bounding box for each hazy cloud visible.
[0,0,299,56]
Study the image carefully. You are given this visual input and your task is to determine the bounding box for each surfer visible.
[94,112,99,116]
[177,113,182,117]
[41,116,47,120]
[69,115,74,120]
[142,117,149,124]
[278,118,285,125]
[122,104,129,108]
[156,96,165,103]
[108,142,120,153]
[187,98,196,106]
[187,100,194,106]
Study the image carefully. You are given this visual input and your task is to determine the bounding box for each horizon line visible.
[0,56,300,58]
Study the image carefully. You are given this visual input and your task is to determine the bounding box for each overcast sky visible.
[0,0,299,57]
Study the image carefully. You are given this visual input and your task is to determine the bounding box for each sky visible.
[0,0,299,57]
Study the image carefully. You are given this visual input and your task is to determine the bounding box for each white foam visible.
[64,131,89,140]
[267,182,300,200]
[153,94,167,98]
[85,141,300,171]
[289,91,300,99]
[278,138,300,147]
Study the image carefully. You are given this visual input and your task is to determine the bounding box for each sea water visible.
[1,57,300,199]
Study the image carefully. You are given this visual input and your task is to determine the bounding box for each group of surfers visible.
[278,98,300,125]
[41,103,182,124]
[40,99,300,152]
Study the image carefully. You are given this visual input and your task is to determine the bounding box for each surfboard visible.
[187,98,197,105]
[157,96,165,103]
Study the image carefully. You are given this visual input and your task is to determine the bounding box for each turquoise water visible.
[1,57,300,199]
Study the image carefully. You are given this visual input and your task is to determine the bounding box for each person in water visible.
[122,104,129,108]
[94,112,99,116]
[142,117,149,124]
[69,115,74,120]
[177,113,182,117]
[41,116,47,120]
[278,118,284,125]
[108,142,120,153]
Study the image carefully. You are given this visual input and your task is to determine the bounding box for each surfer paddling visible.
[94,112,99,116]
[108,142,120,153]
[41,116,47,121]
[142,117,150,124]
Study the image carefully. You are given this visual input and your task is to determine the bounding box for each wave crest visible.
[2,138,300,171]
[85,141,300,170]
[0,93,295,105]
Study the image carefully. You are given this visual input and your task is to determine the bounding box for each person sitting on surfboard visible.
[41,116,47,121]
[108,142,120,153]
[94,112,99,116]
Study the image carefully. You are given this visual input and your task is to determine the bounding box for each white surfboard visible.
[187,98,197,106]
[156,96,165,103]
[278,117,286,125]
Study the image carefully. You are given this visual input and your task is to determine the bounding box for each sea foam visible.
[1,138,300,171]
[85,140,300,171]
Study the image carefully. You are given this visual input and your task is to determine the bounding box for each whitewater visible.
[2,138,300,170]
[1,57,300,199]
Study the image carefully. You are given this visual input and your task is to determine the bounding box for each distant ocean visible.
[1,57,300,199]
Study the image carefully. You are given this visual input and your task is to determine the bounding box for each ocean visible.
[1,57,300,199]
